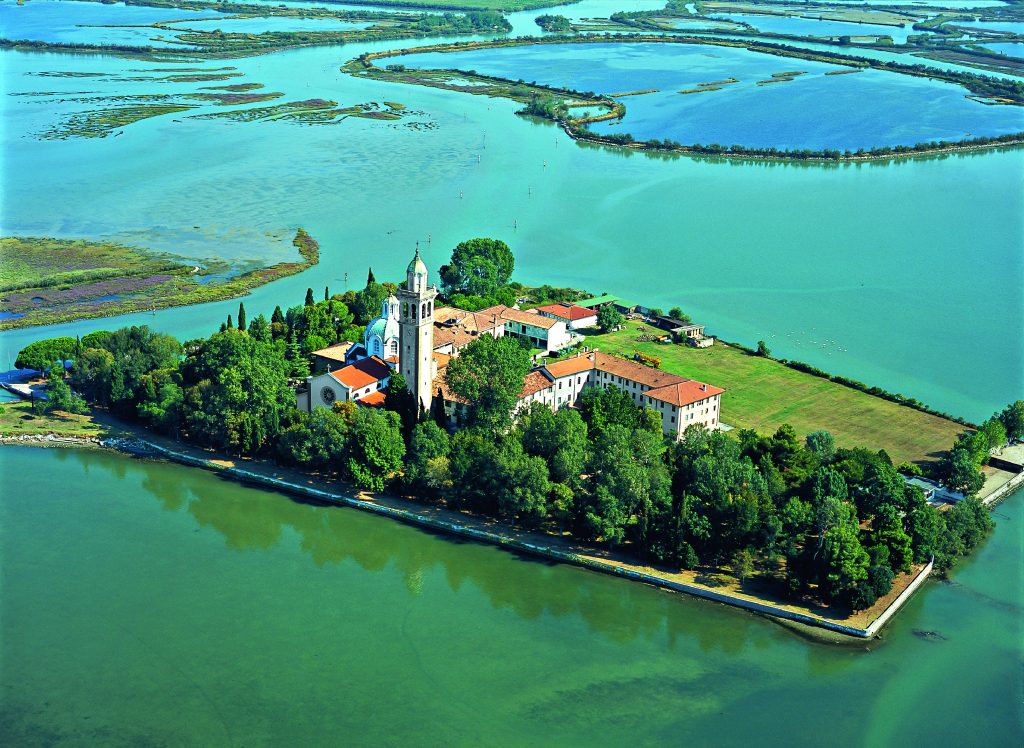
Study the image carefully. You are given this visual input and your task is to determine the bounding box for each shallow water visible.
[710,12,921,44]
[0,0,227,47]
[398,42,1024,150]
[0,5,1022,423]
[0,445,1021,745]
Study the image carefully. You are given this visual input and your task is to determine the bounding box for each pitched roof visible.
[434,306,503,333]
[433,326,477,350]
[535,302,597,322]
[590,352,688,389]
[478,304,560,330]
[645,380,725,407]
[329,356,391,390]
[358,390,387,407]
[544,355,597,379]
[312,341,354,363]
[520,370,554,398]
[432,351,452,371]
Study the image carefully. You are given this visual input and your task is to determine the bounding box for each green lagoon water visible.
[0,14,1021,420]
[1,446,1021,745]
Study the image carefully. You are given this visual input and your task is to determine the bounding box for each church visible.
[295,247,725,440]
[296,247,439,412]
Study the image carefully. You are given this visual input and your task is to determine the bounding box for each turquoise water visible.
[711,12,920,43]
[954,20,1024,34]
[168,16,372,34]
[0,445,1021,745]
[984,40,1024,57]
[398,42,1024,149]
[0,7,1021,422]
[0,0,227,47]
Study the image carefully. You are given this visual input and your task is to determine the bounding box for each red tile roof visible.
[646,381,725,407]
[535,302,597,322]
[478,304,561,330]
[520,370,554,398]
[544,356,597,379]
[358,390,387,407]
[329,356,390,390]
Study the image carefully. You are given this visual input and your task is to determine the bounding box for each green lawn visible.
[586,323,964,465]
[0,399,112,440]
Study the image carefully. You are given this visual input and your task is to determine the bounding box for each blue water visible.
[710,12,920,44]
[168,16,371,34]
[954,20,1024,34]
[399,42,1024,150]
[0,7,1021,422]
[0,0,227,47]
[983,41,1024,58]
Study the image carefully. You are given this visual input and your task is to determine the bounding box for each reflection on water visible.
[2,446,1021,746]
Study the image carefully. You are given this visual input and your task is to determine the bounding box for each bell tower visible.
[396,244,437,412]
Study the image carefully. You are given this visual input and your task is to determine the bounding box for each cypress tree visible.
[305,288,315,307]
[237,302,246,331]
[367,267,376,285]
[324,286,330,301]
[272,305,285,325]
[226,314,233,330]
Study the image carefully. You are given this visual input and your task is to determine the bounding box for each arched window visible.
[389,339,398,356]
[421,303,427,318]
[402,303,408,318]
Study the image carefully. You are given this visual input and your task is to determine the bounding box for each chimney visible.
[700,384,706,391]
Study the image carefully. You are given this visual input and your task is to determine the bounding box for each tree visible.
[443,335,531,431]
[820,524,870,605]
[405,421,451,495]
[943,447,985,497]
[597,304,624,333]
[247,314,271,344]
[69,326,181,413]
[179,329,293,454]
[578,386,658,437]
[756,340,771,357]
[999,400,1024,441]
[583,425,671,551]
[237,302,246,331]
[304,287,315,307]
[668,307,692,324]
[366,267,376,286]
[15,337,78,371]
[346,409,406,491]
[979,417,1007,452]
[870,503,913,574]
[384,373,419,438]
[277,407,349,475]
[732,548,755,585]
[353,282,389,325]
[805,430,836,463]
[495,440,550,525]
[518,404,589,487]
[45,370,87,414]
[439,237,514,297]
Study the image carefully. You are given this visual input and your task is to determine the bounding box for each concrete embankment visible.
[72,434,928,640]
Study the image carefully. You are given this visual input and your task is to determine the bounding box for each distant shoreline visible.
[347,34,1024,163]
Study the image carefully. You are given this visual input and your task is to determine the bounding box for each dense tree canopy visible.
[439,237,515,299]
[444,335,531,430]
[179,329,293,454]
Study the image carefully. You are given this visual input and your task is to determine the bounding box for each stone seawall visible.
[129,438,928,640]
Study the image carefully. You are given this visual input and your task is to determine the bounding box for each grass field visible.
[585,323,965,465]
[0,399,111,440]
